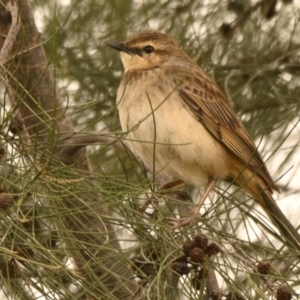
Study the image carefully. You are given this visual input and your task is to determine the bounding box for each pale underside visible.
[109,31,300,249]
[117,67,232,187]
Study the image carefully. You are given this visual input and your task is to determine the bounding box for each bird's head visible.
[105,31,190,71]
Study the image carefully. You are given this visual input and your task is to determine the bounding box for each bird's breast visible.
[116,70,230,187]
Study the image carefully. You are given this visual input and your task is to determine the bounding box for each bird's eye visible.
[143,45,154,54]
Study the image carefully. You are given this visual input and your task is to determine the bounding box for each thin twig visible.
[205,267,222,300]
[59,131,127,151]
[0,0,20,66]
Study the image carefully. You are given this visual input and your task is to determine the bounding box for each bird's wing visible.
[168,65,275,190]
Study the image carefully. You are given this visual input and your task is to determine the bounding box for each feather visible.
[170,66,277,192]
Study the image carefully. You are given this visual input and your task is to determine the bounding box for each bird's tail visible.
[257,190,300,251]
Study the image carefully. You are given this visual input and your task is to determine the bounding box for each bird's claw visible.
[164,216,193,230]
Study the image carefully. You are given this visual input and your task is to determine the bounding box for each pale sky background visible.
[1,1,300,299]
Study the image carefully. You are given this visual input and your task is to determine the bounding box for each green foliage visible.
[1,0,300,299]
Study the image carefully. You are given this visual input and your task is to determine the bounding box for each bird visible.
[105,31,300,249]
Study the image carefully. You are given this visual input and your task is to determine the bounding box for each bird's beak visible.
[104,40,142,56]
[104,40,125,51]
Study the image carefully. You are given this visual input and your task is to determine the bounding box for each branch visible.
[0,0,20,65]
[57,131,127,164]
[0,0,138,298]
[205,267,221,300]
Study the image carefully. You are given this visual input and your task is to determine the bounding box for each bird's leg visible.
[171,177,216,229]
[139,179,185,213]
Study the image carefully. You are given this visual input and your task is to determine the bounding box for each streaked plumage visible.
[105,31,300,249]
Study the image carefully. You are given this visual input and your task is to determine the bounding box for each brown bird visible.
[105,31,300,249]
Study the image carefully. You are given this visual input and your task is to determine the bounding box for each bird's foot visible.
[139,179,186,213]
[164,215,199,230]
[174,217,193,228]
[166,178,216,230]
